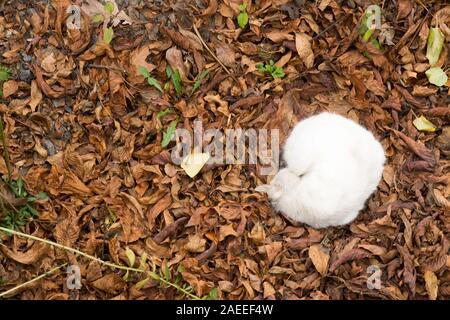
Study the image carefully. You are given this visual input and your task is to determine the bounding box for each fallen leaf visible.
[413,115,437,132]
[295,33,314,68]
[309,244,330,275]
[426,27,445,66]
[185,234,207,253]
[425,67,448,87]
[2,80,18,98]
[424,270,439,300]
[181,152,210,178]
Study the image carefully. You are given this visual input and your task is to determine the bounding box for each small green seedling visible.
[92,1,115,23]
[237,3,249,29]
[257,60,285,79]
[191,70,209,95]
[0,177,48,230]
[359,5,381,42]
[359,5,382,58]
[0,65,10,82]
[104,1,115,14]
[166,65,182,97]
[139,66,163,93]
[203,287,218,300]
[0,65,11,97]
[161,119,178,148]
[157,108,173,119]
[103,27,114,44]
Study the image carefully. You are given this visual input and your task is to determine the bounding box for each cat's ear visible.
[254,184,270,193]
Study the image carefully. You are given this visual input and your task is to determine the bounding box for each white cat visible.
[256,112,386,229]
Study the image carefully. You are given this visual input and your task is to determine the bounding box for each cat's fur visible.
[256,112,385,229]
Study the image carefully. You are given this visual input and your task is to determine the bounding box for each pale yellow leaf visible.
[424,270,439,300]
[125,246,136,267]
[181,152,210,178]
[413,115,437,132]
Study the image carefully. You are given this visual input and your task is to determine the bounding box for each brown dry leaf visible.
[215,202,242,221]
[147,193,172,229]
[201,0,218,16]
[318,0,331,11]
[396,244,416,296]
[2,80,18,98]
[81,0,132,26]
[309,244,330,275]
[219,224,238,242]
[185,234,207,253]
[330,249,371,272]
[54,218,80,248]
[28,80,43,111]
[145,238,171,258]
[0,242,49,265]
[295,33,314,68]
[412,85,438,97]
[424,270,439,300]
[91,273,127,294]
[166,46,188,81]
[61,171,92,196]
[265,242,282,265]
[394,130,436,167]
[130,45,156,77]
[215,42,235,68]
[397,0,413,20]
[265,30,294,43]
[248,222,266,244]
[263,281,276,298]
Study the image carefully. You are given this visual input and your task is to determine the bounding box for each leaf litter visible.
[0,0,449,300]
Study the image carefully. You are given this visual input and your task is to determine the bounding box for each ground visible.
[0,0,449,300]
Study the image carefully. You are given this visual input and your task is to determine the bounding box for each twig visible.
[89,64,126,73]
[312,15,348,41]
[153,217,188,244]
[0,226,201,300]
[0,263,67,298]
[0,117,12,180]
[192,24,232,76]
[0,226,144,273]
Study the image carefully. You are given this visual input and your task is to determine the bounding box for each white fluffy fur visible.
[255,112,386,229]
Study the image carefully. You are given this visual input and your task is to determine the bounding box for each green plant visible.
[136,263,216,300]
[166,65,182,97]
[157,108,173,119]
[103,27,114,44]
[139,66,163,93]
[161,119,178,148]
[257,60,285,79]
[359,6,383,58]
[0,65,11,97]
[0,65,10,82]
[359,5,381,42]
[91,2,116,43]
[237,3,249,29]
[191,70,209,95]
[0,227,204,300]
[0,177,48,230]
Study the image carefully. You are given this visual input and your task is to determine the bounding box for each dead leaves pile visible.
[0,0,449,300]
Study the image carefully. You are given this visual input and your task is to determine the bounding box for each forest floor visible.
[0,0,449,300]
